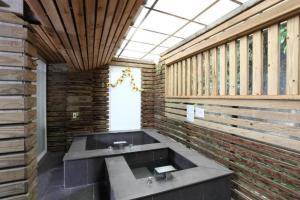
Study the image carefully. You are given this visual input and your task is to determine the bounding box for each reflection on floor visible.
[38,152,106,200]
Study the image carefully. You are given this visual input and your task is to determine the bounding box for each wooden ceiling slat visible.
[100,0,127,66]
[105,0,144,64]
[40,0,81,70]
[26,0,145,70]
[103,0,137,64]
[25,0,75,68]
[32,25,63,61]
[85,0,96,69]
[93,0,107,69]
[56,0,85,71]
[71,0,89,70]
[35,35,61,62]
[96,0,118,68]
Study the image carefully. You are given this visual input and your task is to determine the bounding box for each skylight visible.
[116,0,249,63]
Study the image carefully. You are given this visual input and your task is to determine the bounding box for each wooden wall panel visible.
[0,12,37,200]
[154,4,300,199]
[47,64,109,151]
[268,24,280,95]
[286,16,300,95]
[154,62,300,200]
[141,66,155,128]
[47,59,154,151]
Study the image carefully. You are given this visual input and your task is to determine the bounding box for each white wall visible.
[36,59,47,161]
[109,66,141,131]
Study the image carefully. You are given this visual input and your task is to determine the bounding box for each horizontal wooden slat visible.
[0,181,27,198]
[0,84,36,95]
[0,53,36,68]
[0,110,36,124]
[166,97,300,109]
[0,139,24,154]
[0,69,36,81]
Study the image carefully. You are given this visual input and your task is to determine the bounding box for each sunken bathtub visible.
[63,129,232,200]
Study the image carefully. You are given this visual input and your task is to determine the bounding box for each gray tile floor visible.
[38,152,107,200]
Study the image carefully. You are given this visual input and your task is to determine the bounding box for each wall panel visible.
[155,2,300,199]
[0,11,37,199]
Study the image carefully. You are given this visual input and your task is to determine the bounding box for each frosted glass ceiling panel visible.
[126,41,155,53]
[152,46,168,55]
[131,29,167,44]
[143,54,160,63]
[120,50,145,59]
[195,0,239,25]
[120,40,128,49]
[133,8,149,26]
[116,0,247,62]
[140,10,187,34]
[175,22,205,38]
[161,37,183,48]
[115,49,122,56]
[125,27,136,40]
[154,0,215,20]
[146,0,156,7]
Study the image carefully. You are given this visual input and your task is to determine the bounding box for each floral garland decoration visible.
[107,67,144,92]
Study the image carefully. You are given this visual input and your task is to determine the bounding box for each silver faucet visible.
[113,141,128,149]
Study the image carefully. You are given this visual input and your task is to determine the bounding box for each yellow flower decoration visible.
[107,67,144,92]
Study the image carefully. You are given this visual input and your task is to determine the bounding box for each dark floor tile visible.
[87,157,105,184]
[65,159,88,188]
[68,185,94,200]
[39,152,64,174]
[94,182,109,200]
[38,170,51,198]
[42,186,69,200]
[49,167,64,187]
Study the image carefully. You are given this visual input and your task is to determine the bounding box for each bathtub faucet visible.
[113,141,128,149]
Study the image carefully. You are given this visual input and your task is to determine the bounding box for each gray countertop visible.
[63,128,232,200]
[106,144,232,200]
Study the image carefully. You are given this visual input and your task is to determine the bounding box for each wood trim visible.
[286,16,300,95]
[268,24,280,95]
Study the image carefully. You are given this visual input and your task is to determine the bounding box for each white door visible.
[109,66,141,131]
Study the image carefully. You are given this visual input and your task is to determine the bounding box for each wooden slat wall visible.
[165,2,300,98]
[155,66,300,200]
[47,64,67,151]
[47,58,154,151]
[156,1,300,199]
[0,12,37,200]
[47,64,109,151]
[142,67,155,128]
[25,0,145,70]
[93,67,109,132]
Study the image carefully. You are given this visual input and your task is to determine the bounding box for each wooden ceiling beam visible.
[71,0,89,71]
[103,0,137,64]
[105,0,144,65]
[32,25,63,61]
[40,0,81,70]
[25,0,75,68]
[56,0,85,70]
[96,0,118,68]
[25,0,145,70]
[85,0,96,69]
[93,0,107,69]
[100,0,128,66]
